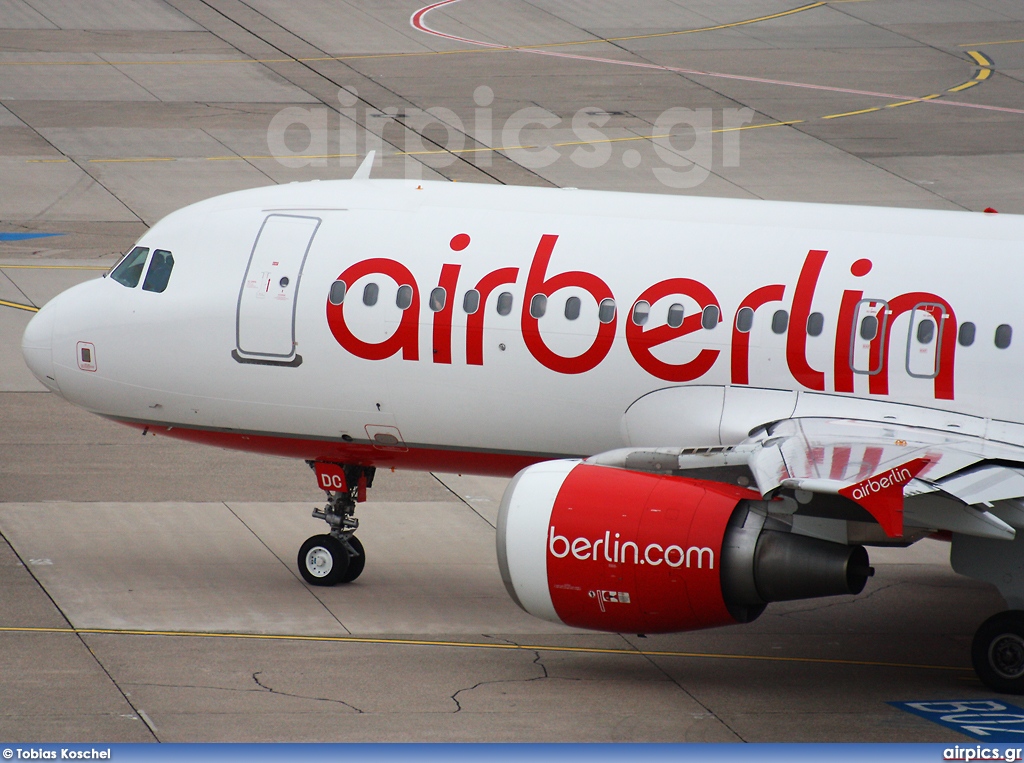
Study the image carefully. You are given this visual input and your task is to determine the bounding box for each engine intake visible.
[497,460,873,634]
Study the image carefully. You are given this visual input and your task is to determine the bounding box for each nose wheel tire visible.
[298,534,349,586]
[972,611,1024,694]
[298,534,366,586]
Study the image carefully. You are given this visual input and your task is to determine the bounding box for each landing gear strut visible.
[952,534,1024,693]
[298,462,374,586]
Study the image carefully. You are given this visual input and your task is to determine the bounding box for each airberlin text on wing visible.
[850,465,914,501]
[325,233,958,400]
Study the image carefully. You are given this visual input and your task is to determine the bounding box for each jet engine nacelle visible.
[496,461,873,633]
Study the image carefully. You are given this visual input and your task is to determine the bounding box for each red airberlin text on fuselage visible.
[325,234,958,399]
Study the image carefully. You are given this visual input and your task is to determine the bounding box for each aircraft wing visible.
[587,417,1024,541]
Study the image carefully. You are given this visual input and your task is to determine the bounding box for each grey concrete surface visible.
[0,309,39,390]
[1,0,1023,744]
[0,498,570,634]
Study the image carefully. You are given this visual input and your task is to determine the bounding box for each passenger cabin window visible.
[701,305,719,330]
[598,299,616,324]
[959,322,976,346]
[632,301,650,326]
[429,287,446,312]
[860,315,879,341]
[996,324,1013,349]
[916,319,935,345]
[496,292,513,316]
[530,294,547,319]
[667,303,684,329]
[771,310,789,335]
[111,247,149,288]
[329,280,347,305]
[736,307,754,333]
[142,249,174,293]
[396,284,413,310]
[807,312,824,337]
[463,289,480,314]
[564,296,581,321]
[363,283,379,306]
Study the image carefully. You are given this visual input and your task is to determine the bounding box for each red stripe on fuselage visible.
[117,420,548,477]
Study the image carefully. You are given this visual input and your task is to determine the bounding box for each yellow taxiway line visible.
[0,264,108,270]
[948,51,992,93]
[23,122,807,165]
[885,94,942,108]
[0,265,107,312]
[18,48,991,163]
[960,38,1024,47]
[822,106,882,119]
[0,624,971,672]
[967,50,993,67]
[11,35,999,162]
[820,51,991,119]
[0,299,39,313]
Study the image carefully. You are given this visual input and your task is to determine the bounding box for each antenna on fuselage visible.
[353,151,376,180]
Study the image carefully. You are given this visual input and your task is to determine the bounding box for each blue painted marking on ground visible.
[0,232,64,241]
[893,699,1024,741]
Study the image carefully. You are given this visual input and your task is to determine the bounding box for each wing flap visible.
[904,494,1015,540]
[936,464,1024,506]
[987,499,1024,530]
[587,415,1024,541]
[747,440,789,496]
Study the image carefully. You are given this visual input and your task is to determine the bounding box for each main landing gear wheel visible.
[299,534,349,586]
[972,611,1024,694]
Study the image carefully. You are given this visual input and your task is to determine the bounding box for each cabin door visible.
[850,299,888,376]
[905,303,946,379]
[235,214,321,365]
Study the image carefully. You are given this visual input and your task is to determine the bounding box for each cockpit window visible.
[111,247,149,288]
[142,249,174,293]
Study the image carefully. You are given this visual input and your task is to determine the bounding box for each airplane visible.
[20,153,1024,694]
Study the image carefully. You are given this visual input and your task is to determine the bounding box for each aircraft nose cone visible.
[22,303,59,392]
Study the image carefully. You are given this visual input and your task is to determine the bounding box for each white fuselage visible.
[22,178,1024,475]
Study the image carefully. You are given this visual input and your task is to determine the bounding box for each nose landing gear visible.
[298,462,374,586]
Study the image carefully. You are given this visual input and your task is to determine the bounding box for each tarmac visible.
[1,0,1023,743]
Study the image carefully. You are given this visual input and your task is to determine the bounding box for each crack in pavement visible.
[450,650,555,713]
[251,671,364,712]
[773,575,988,619]
[125,679,301,696]
[125,677,364,713]
[446,637,655,714]
[772,581,905,617]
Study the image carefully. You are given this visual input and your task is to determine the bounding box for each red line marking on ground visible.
[409,0,1024,116]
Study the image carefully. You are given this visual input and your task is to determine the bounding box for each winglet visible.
[838,458,930,538]
[353,151,376,180]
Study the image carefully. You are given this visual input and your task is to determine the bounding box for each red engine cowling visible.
[496,460,872,634]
